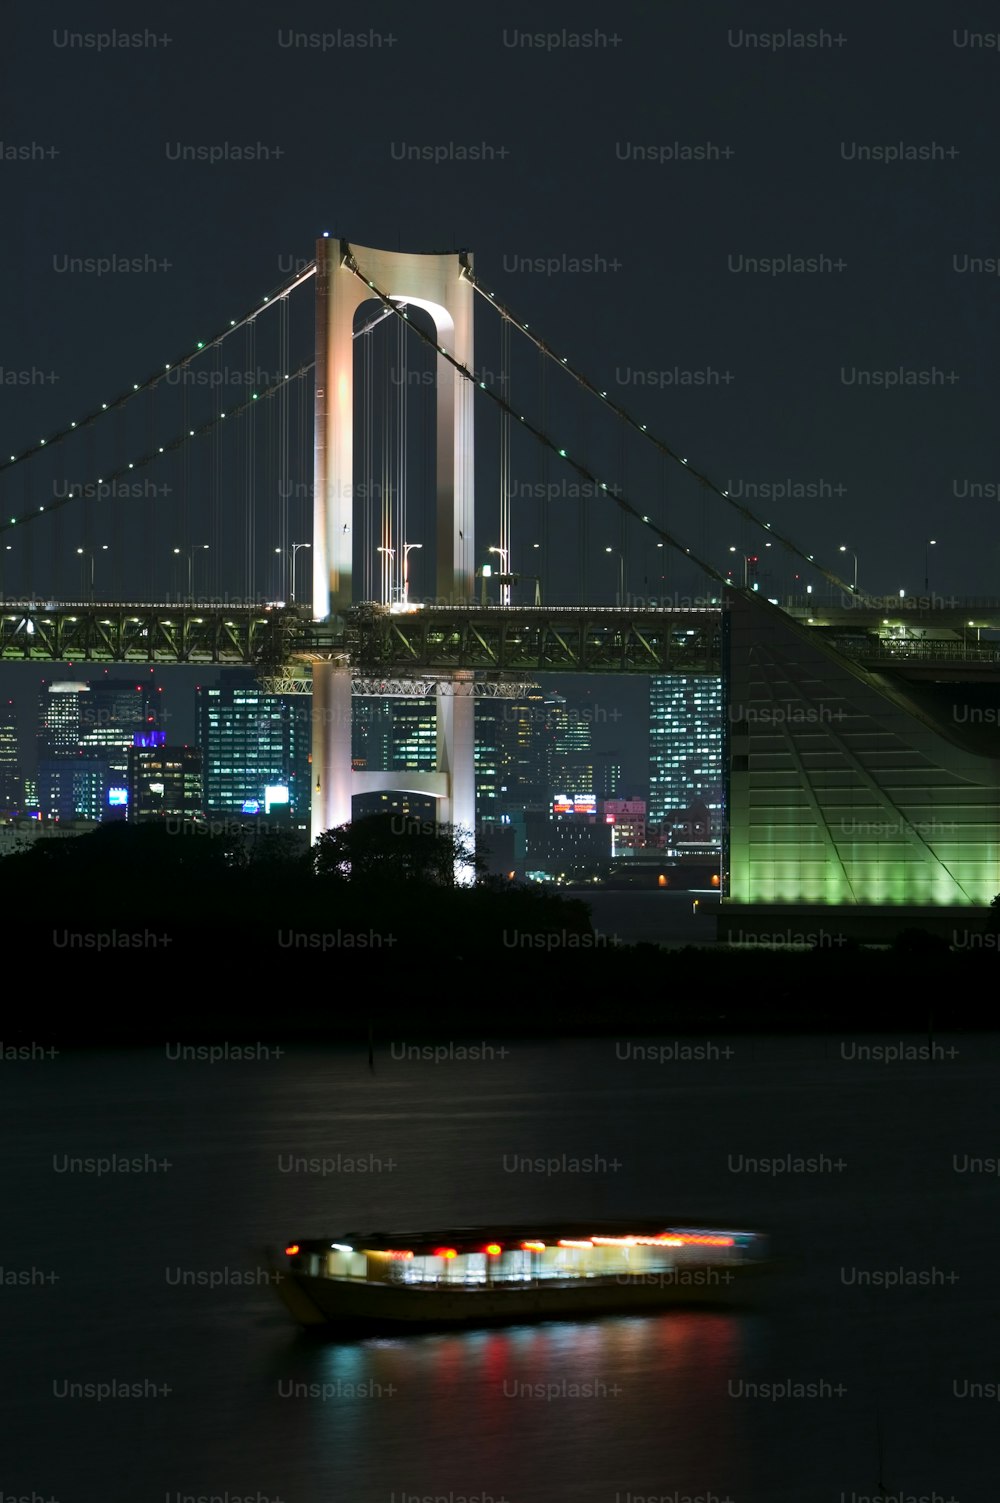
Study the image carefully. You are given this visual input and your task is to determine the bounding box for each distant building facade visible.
[649,676,723,834]
[127,742,203,821]
[196,669,310,817]
[0,699,21,812]
[36,676,161,821]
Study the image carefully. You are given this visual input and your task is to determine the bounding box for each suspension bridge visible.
[3,236,999,903]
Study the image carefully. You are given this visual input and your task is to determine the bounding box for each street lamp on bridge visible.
[402,542,422,606]
[290,542,311,605]
[377,545,394,606]
[274,542,313,604]
[838,545,859,593]
[488,545,511,606]
[925,538,937,593]
[728,546,748,589]
[76,544,109,599]
[172,544,209,599]
[604,546,625,605]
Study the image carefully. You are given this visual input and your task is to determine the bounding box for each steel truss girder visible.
[334,607,722,675]
[0,604,295,666]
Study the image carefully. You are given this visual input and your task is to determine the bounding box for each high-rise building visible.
[38,680,90,756]
[595,755,623,800]
[196,669,310,817]
[474,699,504,825]
[496,692,548,813]
[128,742,203,821]
[37,682,101,820]
[36,676,162,821]
[389,698,437,771]
[79,675,160,768]
[352,698,390,773]
[0,699,21,811]
[36,758,103,822]
[79,674,161,819]
[648,676,723,833]
[545,693,594,801]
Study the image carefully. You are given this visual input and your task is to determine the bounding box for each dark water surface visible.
[4,1034,999,1502]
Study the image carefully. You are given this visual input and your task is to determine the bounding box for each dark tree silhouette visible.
[312,812,484,886]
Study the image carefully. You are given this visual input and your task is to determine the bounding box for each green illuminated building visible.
[725,594,1000,906]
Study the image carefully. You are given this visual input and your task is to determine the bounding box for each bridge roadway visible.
[2,599,999,676]
[0,601,723,672]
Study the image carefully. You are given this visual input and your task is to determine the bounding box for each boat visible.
[271,1219,769,1331]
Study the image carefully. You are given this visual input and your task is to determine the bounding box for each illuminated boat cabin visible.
[284,1224,761,1286]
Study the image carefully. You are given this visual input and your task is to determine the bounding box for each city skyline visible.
[0,666,700,829]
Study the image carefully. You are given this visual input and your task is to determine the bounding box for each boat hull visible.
[274,1263,767,1331]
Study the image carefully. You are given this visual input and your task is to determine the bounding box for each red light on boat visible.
[521,1241,546,1251]
[484,1244,502,1256]
[285,1244,300,1256]
[675,1234,734,1247]
[434,1248,458,1259]
[388,1250,414,1260]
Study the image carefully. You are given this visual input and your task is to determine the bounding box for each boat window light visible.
[330,1243,353,1253]
[484,1244,502,1256]
[521,1241,546,1251]
[558,1240,594,1249]
[388,1250,414,1260]
[284,1244,300,1256]
[675,1234,734,1247]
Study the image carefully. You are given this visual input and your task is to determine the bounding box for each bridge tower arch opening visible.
[310,238,477,868]
[313,237,474,618]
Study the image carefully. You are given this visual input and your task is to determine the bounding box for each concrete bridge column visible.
[436,672,477,884]
[310,661,353,843]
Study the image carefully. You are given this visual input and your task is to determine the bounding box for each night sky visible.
[4,4,1000,782]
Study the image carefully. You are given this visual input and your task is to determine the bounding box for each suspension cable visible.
[341,246,730,591]
[1,264,317,477]
[0,367,313,540]
[459,261,857,599]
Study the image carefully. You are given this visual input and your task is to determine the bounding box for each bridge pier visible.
[308,666,477,883]
[435,672,477,885]
[310,661,353,843]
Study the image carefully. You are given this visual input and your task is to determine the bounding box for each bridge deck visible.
[2,599,998,674]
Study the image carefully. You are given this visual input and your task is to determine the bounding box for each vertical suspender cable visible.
[212,345,222,601]
[279,297,289,601]
[538,351,549,603]
[618,421,627,606]
[380,325,391,606]
[362,322,372,601]
[396,313,405,605]
[499,316,511,605]
[245,321,256,602]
